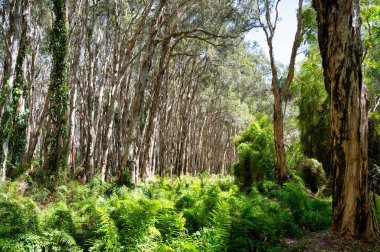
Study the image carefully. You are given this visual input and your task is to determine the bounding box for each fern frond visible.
[197,201,231,252]
[0,239,24,252]
[89,206,121,251]
[209,201,231,240]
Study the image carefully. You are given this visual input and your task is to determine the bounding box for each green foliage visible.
[369,112,380,194]
[156,206,186,243]
[44,0,70,182]
[0,198,39,237]
[362,0,380,109]
[276,183,331,232]
[298,158,327,194]
[233,115,276,189]
[376,195,380,223]
[294,47,331,174]
[301,8,318,46]
[0,175,331,251]
[198,201,231,252]
[0,187,81,251]
[46,202,76,236]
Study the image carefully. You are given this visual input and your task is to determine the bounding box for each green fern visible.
[89,206,122,252]
[196,201,231,252]
[43,230,81,251]
[155,206,186,242]
[0,239,24,252]
[209,201,231,243]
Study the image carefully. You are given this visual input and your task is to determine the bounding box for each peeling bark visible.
[313,0,379,241]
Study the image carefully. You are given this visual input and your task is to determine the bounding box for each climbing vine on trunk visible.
[43,0,69,182]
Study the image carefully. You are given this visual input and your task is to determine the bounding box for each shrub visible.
[301,199,331,231]
[46,202,76,236]
[156,206,186,243]
[369,112,380,194]
[233,115,276,189]
[0,197,40,238]
[299,158,326,193]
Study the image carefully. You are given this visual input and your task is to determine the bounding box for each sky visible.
[244,0,304,65]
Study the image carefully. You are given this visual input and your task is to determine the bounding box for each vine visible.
[44,0,69,181]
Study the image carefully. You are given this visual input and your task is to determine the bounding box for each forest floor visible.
[284,195,380,252]
[283,230,380,252]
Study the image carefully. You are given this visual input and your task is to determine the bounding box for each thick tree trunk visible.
[9,0,32,171]
[313,0,379,240]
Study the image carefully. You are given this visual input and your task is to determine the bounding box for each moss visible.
[44,0,70,182]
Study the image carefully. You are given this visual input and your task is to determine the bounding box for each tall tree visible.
[0,0,25,181]
[255,0,304,183]
[313,0,379,240]
[43,0,69,181]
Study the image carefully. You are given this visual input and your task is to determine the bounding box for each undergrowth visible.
[0,175,332,251]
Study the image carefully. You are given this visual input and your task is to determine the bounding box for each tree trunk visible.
[258,0,303,184]
[313,0,379,240]
[43,0,69,180]
[121,0,167,181]
[273,83,286,183]
[1,0,22,182]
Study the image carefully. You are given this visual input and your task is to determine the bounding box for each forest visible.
[0,0,379,251]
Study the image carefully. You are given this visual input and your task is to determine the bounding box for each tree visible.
[313,0,379,240]
[0,0,32,181]
[0,0,267,184]
[43,0,69,181]
[254,0,304,183]
[233,114,276,189]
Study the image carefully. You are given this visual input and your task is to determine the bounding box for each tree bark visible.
[0,0,22,182]
[257,0,303,183]
[313,0,379,241]
[43,0,70,180]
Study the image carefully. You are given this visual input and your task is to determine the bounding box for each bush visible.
[276,182,331,232]
[301,199,331,231]
[233,115,276,189]
[299,158,326,193]
[46,202,76,236]
[0,193,80,251]
[0,192,40,238]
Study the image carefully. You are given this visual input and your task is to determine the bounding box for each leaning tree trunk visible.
[313,0,379,240]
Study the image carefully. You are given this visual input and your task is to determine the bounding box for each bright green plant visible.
[233,115,276,189]
[0,175,333,252]
[294,47,331,175]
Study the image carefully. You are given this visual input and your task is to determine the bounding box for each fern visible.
[0,239,24,252]
[51,230,77,247]
[90,206,122,252]
[43,230,81,251]
[155,206,186,242]
[196,201,231,252]
[209,201,231,243]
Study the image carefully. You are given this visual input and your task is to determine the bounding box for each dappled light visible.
[0,0,379,251]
